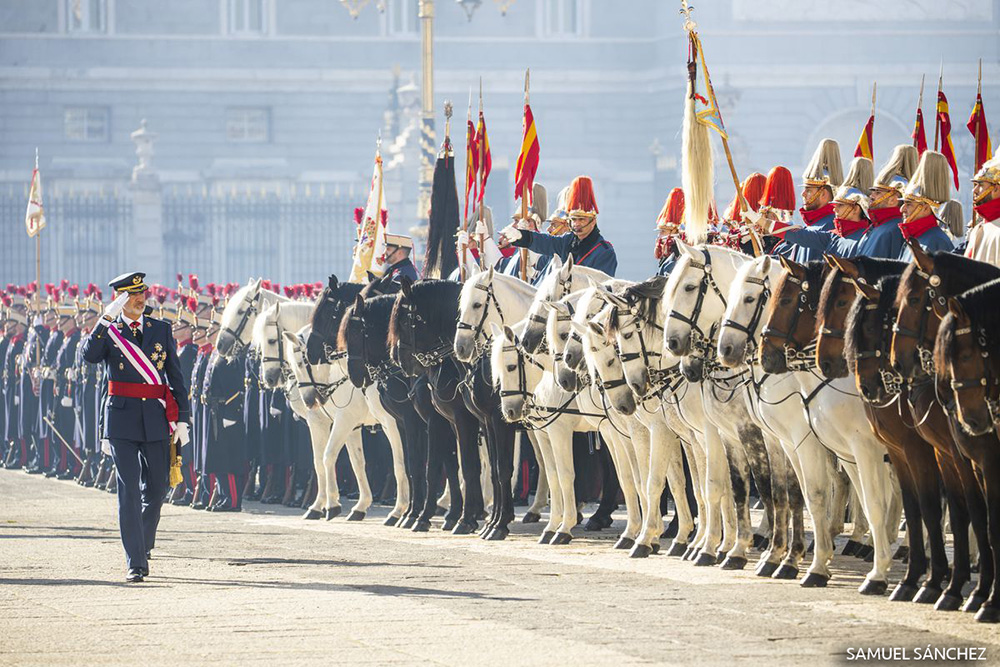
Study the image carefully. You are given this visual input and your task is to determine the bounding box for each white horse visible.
[216,279,290,359]
[284,326,374,521]
[455,268,549,522]
[545,285,649,552]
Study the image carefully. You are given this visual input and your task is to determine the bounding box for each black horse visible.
[388,278,488,535]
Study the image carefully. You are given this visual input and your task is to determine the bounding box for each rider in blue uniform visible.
[655,187,685,277]
[82,271,191,583]
[378,233,420,286]
[898,150,956,261]
[499,175,617,277]
[772,138,844,264]
[854,145,917,259]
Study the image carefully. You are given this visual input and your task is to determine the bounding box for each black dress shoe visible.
[126,568,144,583]
[145,550,152,560]
[191,501,208,510]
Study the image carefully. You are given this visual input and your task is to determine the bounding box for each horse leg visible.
[718,433,753,569]
[758,434,789,572]
[550,424,578,544]
[681,439,706,547]
[884,449,928,602]
[955,452,993,613]
[972,452,1000,623]
[401,408,428,528]
[343,429,371,520]
[730,424,770,573]
[452,412,483,534]
[303,419,331,520]
[696,426,729,564]
[909,449,950,604]
[789,437,837,586]
[533,430,562,542]
[934,453,970,609]
[415,412,449,531]
[487,415,516,541]
[524,432,550,521]
[381,417,409,524]
[601,425,642,551]
[848,448,895,595]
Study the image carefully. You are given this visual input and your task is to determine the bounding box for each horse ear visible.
[832,256,859,280]
[947,297,969,324]
[560,256,573,277]
[676,239,697,258]
[759,255,771,275]
[328,274,339,291]
[399,276,413,297]
[354,294,365,311]
[486,266,495,283]
[587,320,605,339]
[549,254,563,272]
[547,300,569,315]
[502,325,517,343]
[282,330,300,349]
[570,320,589,336]
[778,255,806,279]
[489,322,503,340]
[851,278,880,301]
[911,238,934,274]
[366,271,377,284]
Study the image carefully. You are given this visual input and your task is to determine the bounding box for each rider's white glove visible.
[223,418,236,428]
[475,220,490,237]
[457,230,470,247]
[60,396,72,408]
[269,406,282,417]
[173,422,190,447]
[514,218,534,231]
[499,224,522,244]
[100,292,129,325]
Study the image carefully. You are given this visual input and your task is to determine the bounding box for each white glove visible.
[101,438,112,455]
[14,397,19,406]
[475,220,489,237]
[457,230,470,247]
[514,218,534,231]
[173,422,190,447]
[223,418,236,428]
[101,292,129,324]
[480,236,503,268]
[60,396,72,408]
[269,406,282,417]
[499,224,522,244]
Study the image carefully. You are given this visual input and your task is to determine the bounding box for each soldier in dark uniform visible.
[203,349,247,511]
[37,295,64,477]
[73,287,103,486]
[165,294,197,503]
[81,271,191,583]
[190,302,216,510]
[20,295,49,474]
[1,291,28,469]
[377,233,420,286]
[50,289,82,479]
[242,346,263,500]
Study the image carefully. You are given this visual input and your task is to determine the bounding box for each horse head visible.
[455,267,496,362]
[216,278,262,358]
[759,256,822,374]
[844,277,890,403]
[718,254,772,368]
[522,255,570,353]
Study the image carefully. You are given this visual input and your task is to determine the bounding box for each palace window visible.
[66,0,107,33]
[64,107,110,142]
[541,0,584,38]
[228,0,267,35]
[387,0,419,37]
[226,108,270,143]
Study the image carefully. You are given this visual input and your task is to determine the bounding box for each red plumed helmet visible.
[566,176,599,215]
[187,296,198,311]
[45,283,54,295]
[60,279,69,290]
[1,294,10,307]
[189,274,199,290]
[176,273,183,284]
[6,284,15,293]
[354,207,365,225]
[284,286,293,297]
[52,288,60,301]
[723,172,767,221]
[68,285,79,297]
[97,289,104,300]
[27,281,37,293]
[211,295,220,307]
[656,188,685,229]
[155,289,167,304]
[760,166,796,211]
[261,279,272,291]
[206,283,217,296]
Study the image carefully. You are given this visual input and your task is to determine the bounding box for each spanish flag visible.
[464,117,478,221]
[514,103,540,203]
[966,92,993,173]
[936,90,960,189]
[476,110,491,207]
[853,113,874,160]
[25,165,46,238]
[912,108,928,156]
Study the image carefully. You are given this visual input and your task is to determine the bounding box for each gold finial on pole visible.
[444,100,453,142]
[679,0,697,33]
[870,81,876,117]
[934,61,943,151]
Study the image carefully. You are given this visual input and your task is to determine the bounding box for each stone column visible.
[128,119,164,280]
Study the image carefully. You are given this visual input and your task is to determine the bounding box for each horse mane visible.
[387,279,462,348]
[803,260,829,311]
[605,278,660,336]
[336,294,397,357]
[935,277,1000,373]
[820,257,906,322]
[845,275,900,369]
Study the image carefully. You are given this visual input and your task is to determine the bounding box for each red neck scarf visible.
[833,217,867,238]
[974,196,1000,223]
[868,206,902,228]
[899,214,938,241]
[198,343,214,355]
[800,202,835,226]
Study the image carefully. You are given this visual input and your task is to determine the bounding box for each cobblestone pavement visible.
[1,469,998,666]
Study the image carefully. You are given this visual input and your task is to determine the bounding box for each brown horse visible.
[935,278,1000,622]
[840,273,967,609]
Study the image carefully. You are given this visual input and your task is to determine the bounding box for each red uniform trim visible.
[574,240,612,265]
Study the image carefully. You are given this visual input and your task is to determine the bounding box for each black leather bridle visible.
[668,248,728,354]
[219,288,261,358]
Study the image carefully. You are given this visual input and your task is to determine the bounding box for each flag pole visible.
[519,68,530,282]
[461,92,471,281]
[34,147,41,367]
[476,78,485,270]
[374,133,384,276]
[934,62,943,151]
[914,74,925,150]
[973,58,983,227]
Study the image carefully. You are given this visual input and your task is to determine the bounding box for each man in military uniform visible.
[377,234,420,286]
[1,290,28,469]
[499,175,617,277]
[965,154,1000,265]
[73,287,103,486]
[898,151,955,260]
[773,138,844,264]
[82,272,190,583]
[190,299,217,510]
[36,290,64,477]
[203,348,247,511]
[49,287,83,479]
[20,288,49,474]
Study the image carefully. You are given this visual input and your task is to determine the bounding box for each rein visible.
[220,288,261,358]
[456,280,505,360]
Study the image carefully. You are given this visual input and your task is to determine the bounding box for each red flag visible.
[937,90,960,189]
[514,103,540,203]
[854,114,874,160]
[912,108,928,156]
[464,119,478,222]
[476,110,491,207]
[967,92,993,173]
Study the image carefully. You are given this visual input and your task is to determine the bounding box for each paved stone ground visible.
[1,469,998,666]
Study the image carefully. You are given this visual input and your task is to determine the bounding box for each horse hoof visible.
[486,528,508,541]
[522,511,541,524]
[720,556,747,571]
[614,537,635,550]
[412,519,431,533]
[629,543,652,559]
[913,585,943,605]
[383,515,399,527]
[862,548,874,563]
[442,519,457,531]
[452,521,477,536]
[346,511,365,522]
[772,564,799,580]
[974,604,1000,623]
[893,545,909,561]
[302,509,323,520]
[539,531,555,545]
[963,594,987,614]
[652,543,661,555]
[666,541,687,557]
[682,546,697,561]
[841,539,862,556]
[400,516,416,529]
[325,506,342,521]
[800,572,829,588]
[434,505,447,516]
[550,532,572,545]
[889,582,919,602]
[662,522,678,539]
[693,551,717,567]
[755,561,778,578]
[934,592,964,612]
[584,515,610,531]
[577,512,584,525]
[858,578,888,596]
[752,533,768,550]
[857,544,874,560]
